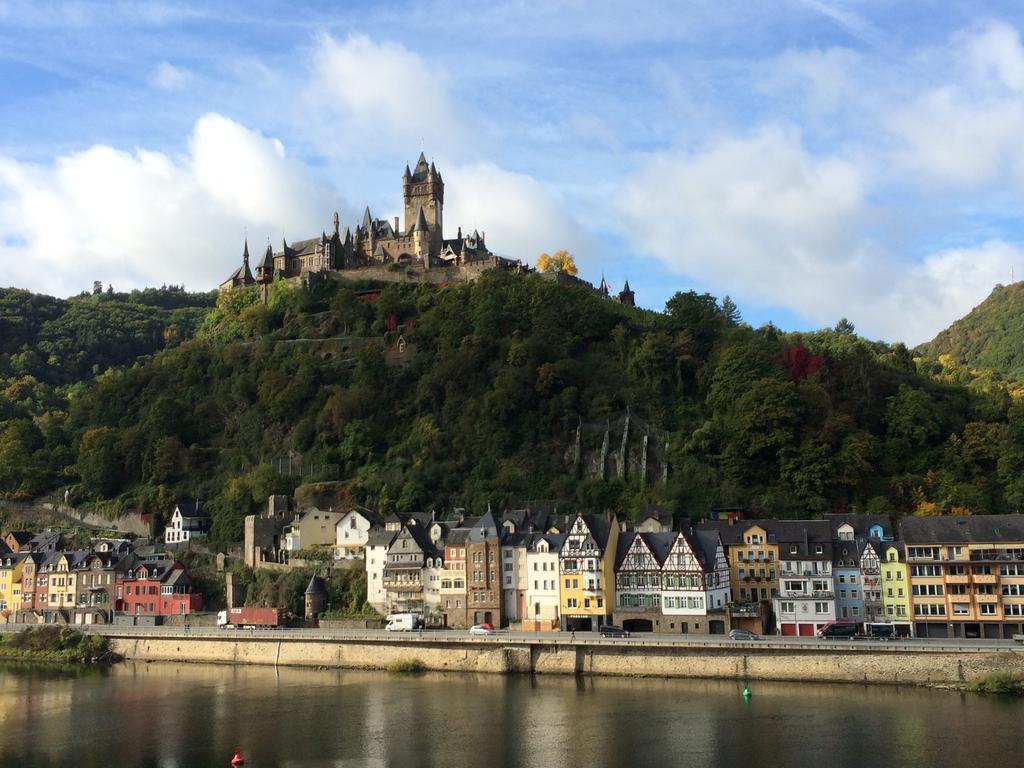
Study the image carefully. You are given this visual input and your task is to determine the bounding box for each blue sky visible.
[2,1,1024,344]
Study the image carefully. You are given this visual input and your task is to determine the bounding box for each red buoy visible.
[231,747,245,766]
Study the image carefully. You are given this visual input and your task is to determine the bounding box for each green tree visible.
[77,427,124,498]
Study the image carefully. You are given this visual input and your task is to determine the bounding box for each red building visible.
[117,560,202,616]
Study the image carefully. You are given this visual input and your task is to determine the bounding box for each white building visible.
[333,508,382,560]
[365,529,397,612]
[164,502,210,545]
[524,533,565,630]
[773,523,837,636]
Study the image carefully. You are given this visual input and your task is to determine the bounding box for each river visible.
[0,661,1021,767]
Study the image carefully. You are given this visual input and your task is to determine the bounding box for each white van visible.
[385,613,421,631]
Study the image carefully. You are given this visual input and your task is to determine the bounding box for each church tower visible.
[403,152,443,253]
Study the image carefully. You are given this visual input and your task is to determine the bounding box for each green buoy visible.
[742,686,752,698]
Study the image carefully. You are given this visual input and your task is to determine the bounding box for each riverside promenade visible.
[4,625,1021,686]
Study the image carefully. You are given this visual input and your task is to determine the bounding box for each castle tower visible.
[412,206,429,261]
[304,574,327,622]
[403,152,443,253]
[255,243,274,284]
[618,280,635,307]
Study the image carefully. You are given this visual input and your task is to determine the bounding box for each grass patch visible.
[0,627,122,665]
[386,658,426,674]
[968,671,1024,695]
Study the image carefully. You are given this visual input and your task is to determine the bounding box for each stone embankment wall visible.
[104,634,1024,686]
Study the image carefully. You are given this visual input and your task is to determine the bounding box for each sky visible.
[2,1,1024,345]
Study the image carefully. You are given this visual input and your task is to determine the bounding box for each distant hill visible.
[916,282,1024,381]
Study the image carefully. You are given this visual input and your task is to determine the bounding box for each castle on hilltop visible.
[220,152,531,295]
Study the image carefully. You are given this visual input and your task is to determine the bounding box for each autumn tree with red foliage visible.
[781,338,824,380]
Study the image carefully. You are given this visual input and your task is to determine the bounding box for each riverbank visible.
[0,626,121,665]
[98,629,1024,690]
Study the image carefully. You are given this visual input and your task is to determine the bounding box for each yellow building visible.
[42,553,77,611]
[0,554,25,613]
[697,517,782,604]
[881,542,911,630]
[559,512,618,631]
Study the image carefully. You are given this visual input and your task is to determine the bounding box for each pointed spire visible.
[332,210,340,235]
[362,206,372,229]
[342,225,351,244]
[414,206,428,232]
[623,279,631,291]
[417,151,427,167]
[242,239,250,264]
[403,164,412,179]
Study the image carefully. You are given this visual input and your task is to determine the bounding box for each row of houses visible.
[325,505,1024,639]
[0,530,203,624]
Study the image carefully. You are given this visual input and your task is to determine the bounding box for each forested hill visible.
[0,285,215,496]
[917,282,1024,383]
[4,272,1024,544]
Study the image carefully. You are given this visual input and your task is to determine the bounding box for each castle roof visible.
[411,152,430,182]
[259,244,274,270]
[414,206,428,232]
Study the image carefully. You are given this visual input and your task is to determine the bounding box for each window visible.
[980,604,997,615]
[913,604,946,616]
[780,601,795,613]
[952,603,970,615]
[814,602,828,614]
[1005,603,1024,616]
[911,565,942,577]
[912,584,945,596]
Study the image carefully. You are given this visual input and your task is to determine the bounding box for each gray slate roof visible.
[901,514,1024,545]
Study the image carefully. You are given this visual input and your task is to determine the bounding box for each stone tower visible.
[403,152,443,252]
[304,574,327,622]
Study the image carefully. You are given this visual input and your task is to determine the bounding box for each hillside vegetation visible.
[4,273,1024,541]
[0,285,215,497]
[917,282,1024,385]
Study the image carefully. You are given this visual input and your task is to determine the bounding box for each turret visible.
[618,280,635,307]
[412,206,429,260]
[332,210,340,237]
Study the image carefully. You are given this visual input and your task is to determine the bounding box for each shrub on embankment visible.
[968,671,1024,695]
[0,626,121,665]
[386,658,426,674]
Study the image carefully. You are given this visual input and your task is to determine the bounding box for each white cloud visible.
[887,21,1024,188]
[617,127,1019,344]
[0,114,338,295]
[876,240,1020,346]
[442,162,594,268]
[150,61,191,91]
[308,34,469,158]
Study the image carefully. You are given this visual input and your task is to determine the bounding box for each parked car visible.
[599,624,630,638]
[469,623,496,635]
[729,628,760,641]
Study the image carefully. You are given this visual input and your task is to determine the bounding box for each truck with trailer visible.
[217,607,287,629]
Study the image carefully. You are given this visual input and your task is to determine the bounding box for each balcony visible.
[972,573,997,584]
[974,592,999,602]
[727,602,763,618]
[945,574,970,584]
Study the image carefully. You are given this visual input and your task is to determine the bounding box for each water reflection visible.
[0,661,1020,767]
